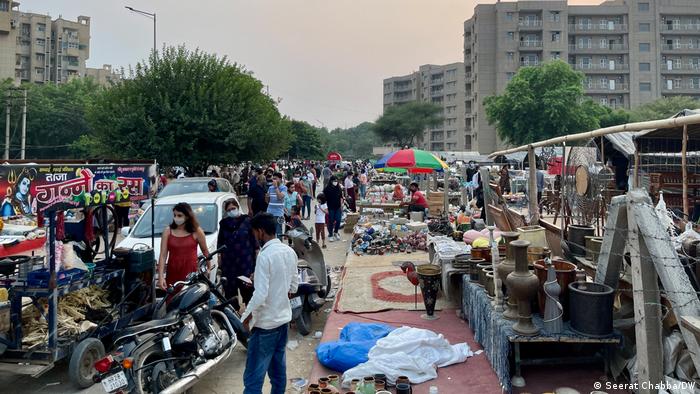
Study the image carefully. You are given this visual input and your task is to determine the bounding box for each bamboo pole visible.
[682,124,689,218]
[488,114,700,158]
[633,141,640,188]
[528,145,539,224]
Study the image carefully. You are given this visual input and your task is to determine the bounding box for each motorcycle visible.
[93,245,248,394]
[286,227,332,336]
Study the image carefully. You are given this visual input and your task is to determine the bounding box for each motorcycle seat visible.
[114,316,181,343]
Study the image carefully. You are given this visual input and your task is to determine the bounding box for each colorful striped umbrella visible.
[374,148,448,173]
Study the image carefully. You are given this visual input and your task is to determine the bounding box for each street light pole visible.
[125,6,157,57]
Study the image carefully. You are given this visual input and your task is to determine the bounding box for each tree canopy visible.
[484,60,602,146]
[628,96,700,122]
[79,46,291,174]
[321,122,380,160]
[286,119,323,159]
[372,102,443,147]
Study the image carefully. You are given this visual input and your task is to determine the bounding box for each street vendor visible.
[392,183,404,201]
[400,182,428,215]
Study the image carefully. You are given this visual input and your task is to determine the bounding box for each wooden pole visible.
[528,145,539,224]
[488,113,700,158]
[633,141,640,188]
[600,136,605,164]
[682,124,689,219]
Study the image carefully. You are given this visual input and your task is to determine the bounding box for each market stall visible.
[0,162,155,388]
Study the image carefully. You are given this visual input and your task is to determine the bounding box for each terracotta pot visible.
[350,379,360,391]
[485,272,495,297]
[375,379,386,390]
[318,377,329,388]
[471,247,491,262]
[308,383,321,393]
[396,376,410,385]
[506,239,539,336]
[497,231,520,320]
[517,225,547,248]
[327,374,340,389]
[534,259,576,320]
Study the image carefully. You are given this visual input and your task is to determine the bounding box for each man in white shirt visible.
[241,213,299,394]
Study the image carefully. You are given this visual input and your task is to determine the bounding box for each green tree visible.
[629,96,700,122]
[322,122,380,160]
[372,102,442,147]
[484,60,601,146]
[80,46,291,174]
[592,105,632,128]
[286,119,323,159]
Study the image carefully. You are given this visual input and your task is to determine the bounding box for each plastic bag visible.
[341,326,472,387]
[315,322,394,372]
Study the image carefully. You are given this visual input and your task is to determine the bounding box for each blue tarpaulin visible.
[315,322,395,372]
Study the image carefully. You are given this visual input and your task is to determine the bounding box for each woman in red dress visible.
[157,202,210,290]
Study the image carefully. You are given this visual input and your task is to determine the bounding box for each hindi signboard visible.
[0,163,155,214]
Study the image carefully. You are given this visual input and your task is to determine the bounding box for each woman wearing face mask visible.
[216,199,258,311]
[323,175,343,241]
[157,202,210,291]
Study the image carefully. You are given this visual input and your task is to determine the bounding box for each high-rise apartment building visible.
[383,63,467,152]
[464,0,700,154]
[85,64,122,87]
[0,1,90,85]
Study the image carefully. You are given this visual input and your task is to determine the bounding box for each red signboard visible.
[327,152,342,161]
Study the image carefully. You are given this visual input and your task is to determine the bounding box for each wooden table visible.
[357,201,400,215]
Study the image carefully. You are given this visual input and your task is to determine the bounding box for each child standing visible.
[314,193,328,248]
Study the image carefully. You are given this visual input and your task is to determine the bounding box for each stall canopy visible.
[374,148,448,173]
[327,152,343,161]
[635,109,700,153]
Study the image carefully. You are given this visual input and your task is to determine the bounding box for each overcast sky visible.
[27,0,600,130]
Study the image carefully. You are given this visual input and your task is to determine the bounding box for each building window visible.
[551,51,561,60]
[507,52,515,62]
[549,11,560,23]
[639,62,651,71]
[35,38,45,46]
[465,135,472,150]
[640,82,652,91]
[639,23,651,32]
[506,12,514,22]
[551,32,561,42]
[638,2,650,12]
[0,1,8,12]
[37,23,46,32]
[639,43,651,52]
[507,32,515,41]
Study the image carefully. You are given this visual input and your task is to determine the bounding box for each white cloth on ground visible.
[341,326,472,387]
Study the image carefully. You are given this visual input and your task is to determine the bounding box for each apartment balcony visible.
[518,19,543,29]
[465,72,472,80]
[568,23,627,34]
[431,90,444,97]
[661,63,700,74]
[569,43,628,53]
[520,60,540,67]
[571,63,629,73]
[519,40,543,49]
[431,78,444,85]
[662,84,700,94]
[584,82,629,93]
[393,85,412,93]
[661,24,700,34]
[661,43,699,53]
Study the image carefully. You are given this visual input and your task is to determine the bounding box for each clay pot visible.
[396,383,412,394]
[327,375,340,389]
[476,262,491,287]
[506,239,539,336]
[375,379,386,390]
[467,258,485,282]
[308,383,321,393]
[396,376,410,385]
[320,389,334,394]
[589,237,603,265]
[318,377,329,388]
[485,272,495,297]
[350,379,360,391]
[517,225,547,248]
[584,236,597,259]
[533,259,576,320]
[373,374,386,383]
[527,246,551,264]
[497,231,520,320]
[471,246,491,262]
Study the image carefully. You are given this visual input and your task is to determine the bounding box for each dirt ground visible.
[0,197,348,394]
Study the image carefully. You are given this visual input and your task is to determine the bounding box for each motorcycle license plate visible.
[290,296,302,309]
[101,371,128,393]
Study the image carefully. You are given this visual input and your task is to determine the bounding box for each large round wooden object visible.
[575,166,589,196]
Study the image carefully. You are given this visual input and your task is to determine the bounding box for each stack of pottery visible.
[476,262,492,287]
[467,258,485,282]
[312,375,340,393]
[506,239,539,336]
[533,259,576,319]
[396,376,412,393]
[497,231,520,320]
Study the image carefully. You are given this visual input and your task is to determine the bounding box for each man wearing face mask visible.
[266,172,287,239]
[323,175,343,241]
[242,213,298,394]
[217,199,258,312]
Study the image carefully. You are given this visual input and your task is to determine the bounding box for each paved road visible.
[0,196,349,393]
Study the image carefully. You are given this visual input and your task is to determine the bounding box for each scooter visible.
[286,227,331,336]
[93,246,247,394]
